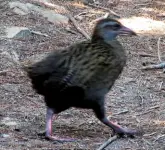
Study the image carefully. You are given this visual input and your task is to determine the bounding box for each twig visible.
[149,105,160,110]
[87,3,120,18]
[157,37,162,62]
[136,110,154,116]
[130,52,156,57]
[159,81,163,90]
[97,135,118,150]
[91,13,110,23]
[30,30,49,37]
[74,11,88,18]
[135,3,153,7]
[136,105,160,116]
[113,109,129,115]
[141,62,165,70]
[67,14,90,40]
[142,37,165,71]
[154,134,165,142]
[143,132,157,137]
[139,53,156,57]
[65,27,77,35]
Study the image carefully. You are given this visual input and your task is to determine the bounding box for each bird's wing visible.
[43,69,74,91]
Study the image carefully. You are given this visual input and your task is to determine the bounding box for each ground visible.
[0,0,165,149]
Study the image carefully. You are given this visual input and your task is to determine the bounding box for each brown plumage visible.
[26,18,137,142]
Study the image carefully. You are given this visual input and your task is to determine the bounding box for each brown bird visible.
[26,18,137,142]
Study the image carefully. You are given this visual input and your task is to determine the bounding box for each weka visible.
[26,18,137,142]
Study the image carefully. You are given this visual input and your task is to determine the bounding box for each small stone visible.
[9,1,29,13]
[26,3,69,24]
[12,7,28,15]
[9,2,69,25]
[5,27,31,39]
[1,83,20,93]
[0,134,10,138]
[42,10,69,24]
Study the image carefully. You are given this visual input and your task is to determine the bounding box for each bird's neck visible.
[92,30,118,44]
[91,35,117,46]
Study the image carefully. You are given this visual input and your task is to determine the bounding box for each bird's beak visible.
[119,26,137,36]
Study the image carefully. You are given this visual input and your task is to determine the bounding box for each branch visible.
[97,135,118,150]
[91,13,110,23]
[86,3,120,18]
[67,14,90,40]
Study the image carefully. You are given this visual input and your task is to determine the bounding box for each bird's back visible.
[26,50,70,94]
[27,39,126,97]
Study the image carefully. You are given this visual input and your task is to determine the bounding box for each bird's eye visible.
[114,24,120,28]
[111,23,120,29]
[104,23,121,30]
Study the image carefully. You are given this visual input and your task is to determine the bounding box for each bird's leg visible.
[93,104,137,137]
[45,107,55,139]
[45,107,76,142]
[100,117,137,137]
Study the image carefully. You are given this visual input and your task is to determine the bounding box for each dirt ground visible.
[1,0,165,149]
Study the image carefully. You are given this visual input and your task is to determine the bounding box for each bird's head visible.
[92,18,137,42]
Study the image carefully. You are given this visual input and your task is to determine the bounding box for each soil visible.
[1,0,165,149]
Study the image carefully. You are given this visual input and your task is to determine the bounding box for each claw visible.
[114,127,138,138]
[45,135,77,143]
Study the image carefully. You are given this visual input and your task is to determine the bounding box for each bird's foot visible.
[113,127,139,138]
[45,135,77,143]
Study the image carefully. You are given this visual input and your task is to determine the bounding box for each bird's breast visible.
[68,41,126,91]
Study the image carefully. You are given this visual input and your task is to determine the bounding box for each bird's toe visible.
[45,135,77,143]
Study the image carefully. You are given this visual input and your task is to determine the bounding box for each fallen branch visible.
[67,14,90,40]
[97,135,118,150]
[86,3,120,18]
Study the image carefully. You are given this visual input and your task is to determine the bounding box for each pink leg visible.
[101,117,138,137]
[93,104,138,138]
[45,107,76,142]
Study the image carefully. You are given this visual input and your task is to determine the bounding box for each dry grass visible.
[0,0,165,149]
